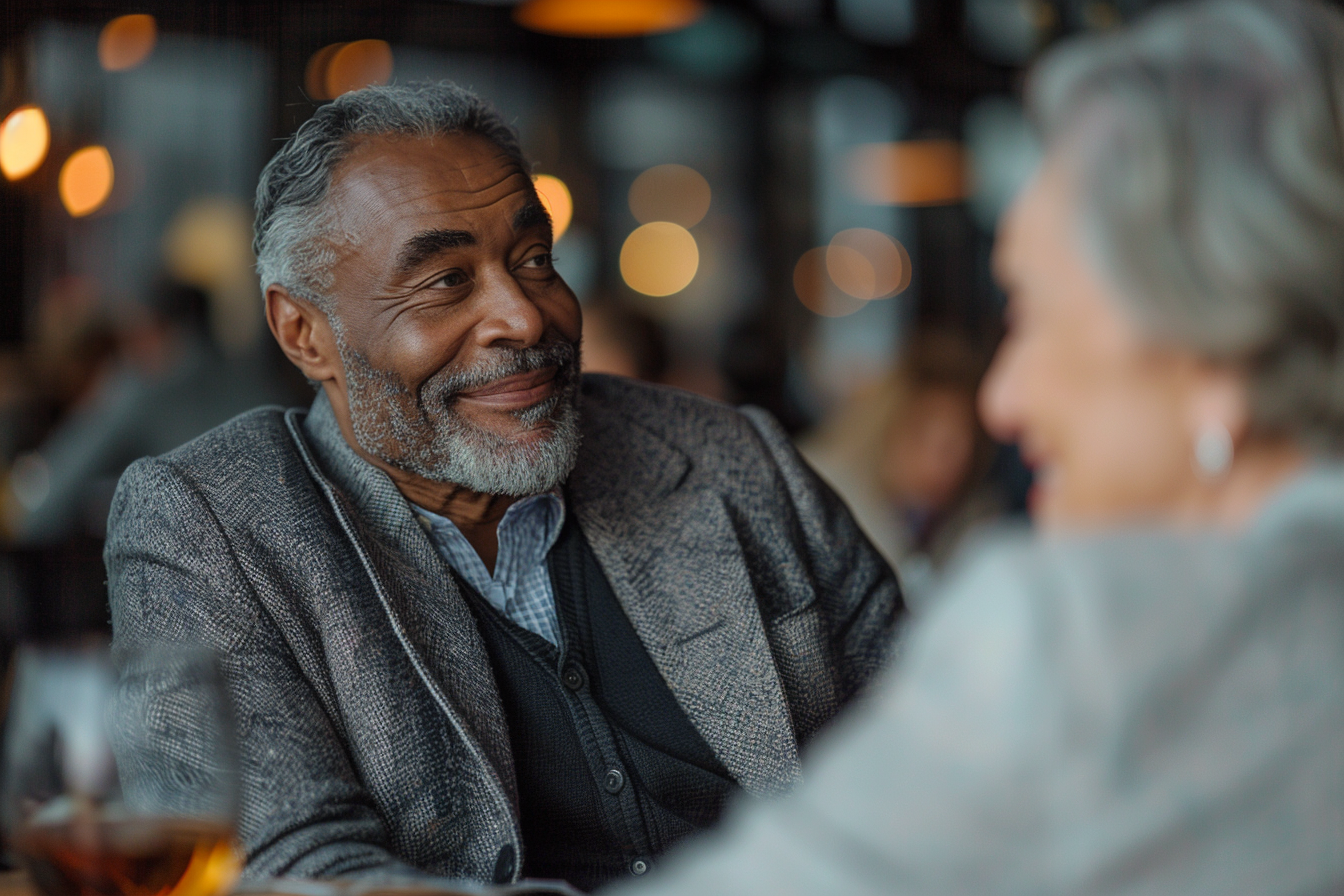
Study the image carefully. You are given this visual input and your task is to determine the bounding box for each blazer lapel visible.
[569,402,802,796]
[293,394,518,807]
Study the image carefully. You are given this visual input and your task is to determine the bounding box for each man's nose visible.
[472,267,545,348]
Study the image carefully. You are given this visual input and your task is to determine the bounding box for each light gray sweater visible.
[617,465,1344,896]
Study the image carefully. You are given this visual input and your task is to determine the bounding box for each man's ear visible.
[266,284,341,383]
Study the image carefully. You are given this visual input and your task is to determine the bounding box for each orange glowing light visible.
[846,140,969,206]
[620,222,699,296]
[533,175,574,241]
[793,247,866,318]
[59,147,115,218]
[826,228,910,300]
[0,106,51,181]
[304,43,346,101]
[515,0,705,38]
[323,40,394,99]
[628,164,711,228]
[98,14,157,72]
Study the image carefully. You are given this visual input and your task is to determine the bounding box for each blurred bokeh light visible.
[628,164,711,227]
[846,140,968,206]
[534,174,574,241]
[0,106,50,181]
[965,0,1055,63]
[305,43,346,100]
[306,40,394,101]
[836,0,915,44]
[826,228,910,300]
[515,0,705,38]
[162,197,254,291]
[97,14,157,72]
[327,40,395,98]
[58,147,115,218]
[794,247,866,318]
[964,97,1040,230]
[620,222,699,296]
[646,8,763,80]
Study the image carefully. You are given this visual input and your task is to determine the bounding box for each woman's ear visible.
[266,285,341,383]
[1189,362,1251,445]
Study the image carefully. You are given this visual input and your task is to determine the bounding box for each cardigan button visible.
[630,858,650,876]
[603,767,625,794]
[561,661,587,691]
[493,843,516,883]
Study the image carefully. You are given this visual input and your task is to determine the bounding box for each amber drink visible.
[2,647,241,896]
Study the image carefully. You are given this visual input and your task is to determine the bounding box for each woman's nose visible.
[978,345,1024,445]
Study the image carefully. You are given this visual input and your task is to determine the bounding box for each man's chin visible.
[453,405,560,444]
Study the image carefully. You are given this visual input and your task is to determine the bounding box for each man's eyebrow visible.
[513,199,551,234]
[394,229,475,277]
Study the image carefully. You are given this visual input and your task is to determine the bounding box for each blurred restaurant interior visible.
[0,0,1170,656]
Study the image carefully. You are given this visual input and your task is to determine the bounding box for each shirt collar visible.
[412,489,566,572]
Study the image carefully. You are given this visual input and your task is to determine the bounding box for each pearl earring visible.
[1194,423,1233,479]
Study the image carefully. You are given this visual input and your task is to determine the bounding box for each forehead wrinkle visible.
[324,138,541,282]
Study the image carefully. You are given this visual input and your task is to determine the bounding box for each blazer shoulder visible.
[114,404,313,520]
[153,403,299,473]
[579,373,772,455]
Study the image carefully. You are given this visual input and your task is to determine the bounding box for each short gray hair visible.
[1029,0,1344,452]
[254,81,526,306]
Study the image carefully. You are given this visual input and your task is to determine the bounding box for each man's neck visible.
[403,479,516,574]
[324,384,516,571]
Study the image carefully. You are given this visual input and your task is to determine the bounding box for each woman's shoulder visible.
[919,505,1344,727]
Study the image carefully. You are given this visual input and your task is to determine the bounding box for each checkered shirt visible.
[413,492,565,645]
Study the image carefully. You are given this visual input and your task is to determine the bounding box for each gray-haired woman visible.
[607,1,1344,893]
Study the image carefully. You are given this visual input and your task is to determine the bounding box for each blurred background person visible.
[800,329,1001,606]
[5,277,295,548]
[604,0,1344,893]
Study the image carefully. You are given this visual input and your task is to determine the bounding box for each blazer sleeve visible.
[739,406,906,701]
[105,455,420,880]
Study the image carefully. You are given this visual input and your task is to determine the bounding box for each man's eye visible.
[433,271,469,288]
[521,253,553,269]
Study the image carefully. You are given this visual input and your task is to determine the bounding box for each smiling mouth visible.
[456,367,559,410]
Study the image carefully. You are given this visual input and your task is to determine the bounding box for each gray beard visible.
[334,330,582,497]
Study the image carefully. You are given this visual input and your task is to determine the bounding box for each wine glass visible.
[2,644,242,896]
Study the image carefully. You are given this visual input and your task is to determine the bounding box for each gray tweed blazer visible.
[105,374,903,883]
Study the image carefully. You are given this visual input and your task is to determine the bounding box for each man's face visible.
[319,132,583,496]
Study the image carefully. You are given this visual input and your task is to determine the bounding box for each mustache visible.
[423,339,580,404]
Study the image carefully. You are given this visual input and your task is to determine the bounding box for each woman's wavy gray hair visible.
[253,81,525,307]
[1029,0,1344,452]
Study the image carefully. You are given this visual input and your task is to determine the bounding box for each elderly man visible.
[104,83,902,891]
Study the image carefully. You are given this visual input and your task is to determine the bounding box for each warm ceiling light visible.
[59,147,115,218]
[846,139,969,205]
[515,0,705,38]
[792,247,865,318]
[0,106,51,181]
[620,222,699,296]
[304,43,347,101]
[98,14,157,72]
[533,175,573,241]
[826,228,910,300]
[325,40,394,98]
[162,197,255,289]
[628,164,710,228]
